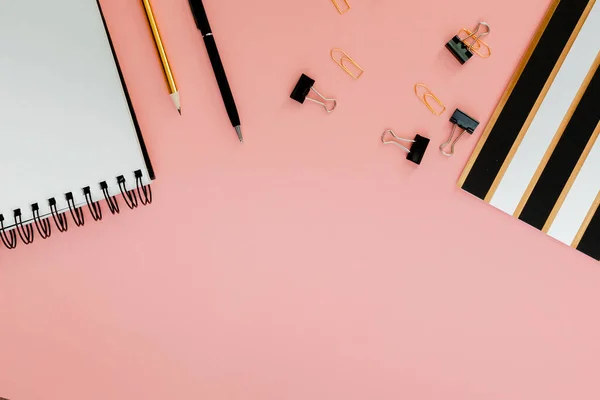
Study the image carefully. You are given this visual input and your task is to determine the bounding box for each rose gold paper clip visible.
[332,0,351,14]
[446,22,491,64]
[414,84,446,116]
[331,49,364,79]
[457,27,492,58]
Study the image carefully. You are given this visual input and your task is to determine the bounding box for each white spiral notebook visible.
[0,0,154,249]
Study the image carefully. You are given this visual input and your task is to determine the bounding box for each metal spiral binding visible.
[14,209,34,245]
[1,171,152,249]
[135,170,152,205]
[49,198,69,233]
[83,187,103,222]
[32,203,52,239]
[66,192,85,227]
[117,175,138,210]
[101,181,120,215]
[0,214,17,249]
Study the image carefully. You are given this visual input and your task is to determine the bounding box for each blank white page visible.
[0,0,152,226]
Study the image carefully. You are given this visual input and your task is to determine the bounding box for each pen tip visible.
[178,108,181,115]
[235,125,243,144]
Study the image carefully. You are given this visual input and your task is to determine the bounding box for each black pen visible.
[188,0,243,143]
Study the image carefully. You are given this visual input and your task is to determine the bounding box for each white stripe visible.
[489,2,600,215]
[547,134,600,245]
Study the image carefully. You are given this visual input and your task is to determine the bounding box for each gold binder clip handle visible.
[459,28,492,58]
[332,0,351,14]
[414,84,446,116]
[460,29,480,50]
[331,48,364,80]
[462,22,491,57]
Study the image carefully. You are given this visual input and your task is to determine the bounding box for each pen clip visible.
[188,0,212,34]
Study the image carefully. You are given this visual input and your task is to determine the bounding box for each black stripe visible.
[577,205,600,260]
[461,0,591,199]
[519,68,600,229]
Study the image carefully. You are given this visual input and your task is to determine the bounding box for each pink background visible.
[1,0,599,399]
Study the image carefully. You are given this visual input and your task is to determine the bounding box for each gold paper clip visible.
[458,27,492,58]
[332,0,351,14]
[331,49,364,79]
[414,84,446,116]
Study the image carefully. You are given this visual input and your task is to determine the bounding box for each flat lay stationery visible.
[2,1,600,399]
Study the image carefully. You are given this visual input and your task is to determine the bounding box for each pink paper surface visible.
[1,0,599,399]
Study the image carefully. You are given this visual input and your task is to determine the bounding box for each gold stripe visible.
[515,53,600,218]
[483,0,596,203]
[542,121,600,232]
[572,190,600,248]
[457,0,562,188]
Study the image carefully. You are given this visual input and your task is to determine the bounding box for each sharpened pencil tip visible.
[235,125,243,143]
[171,92,181,115]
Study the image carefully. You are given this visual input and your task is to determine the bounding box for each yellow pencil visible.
[141,0,181,114]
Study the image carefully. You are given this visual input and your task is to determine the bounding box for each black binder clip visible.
[290,74,337,113]
[440,109,479,157]
[446,22,490,64]
[381,129,430,165]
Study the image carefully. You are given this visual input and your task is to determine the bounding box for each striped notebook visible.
[459,0,600,261]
